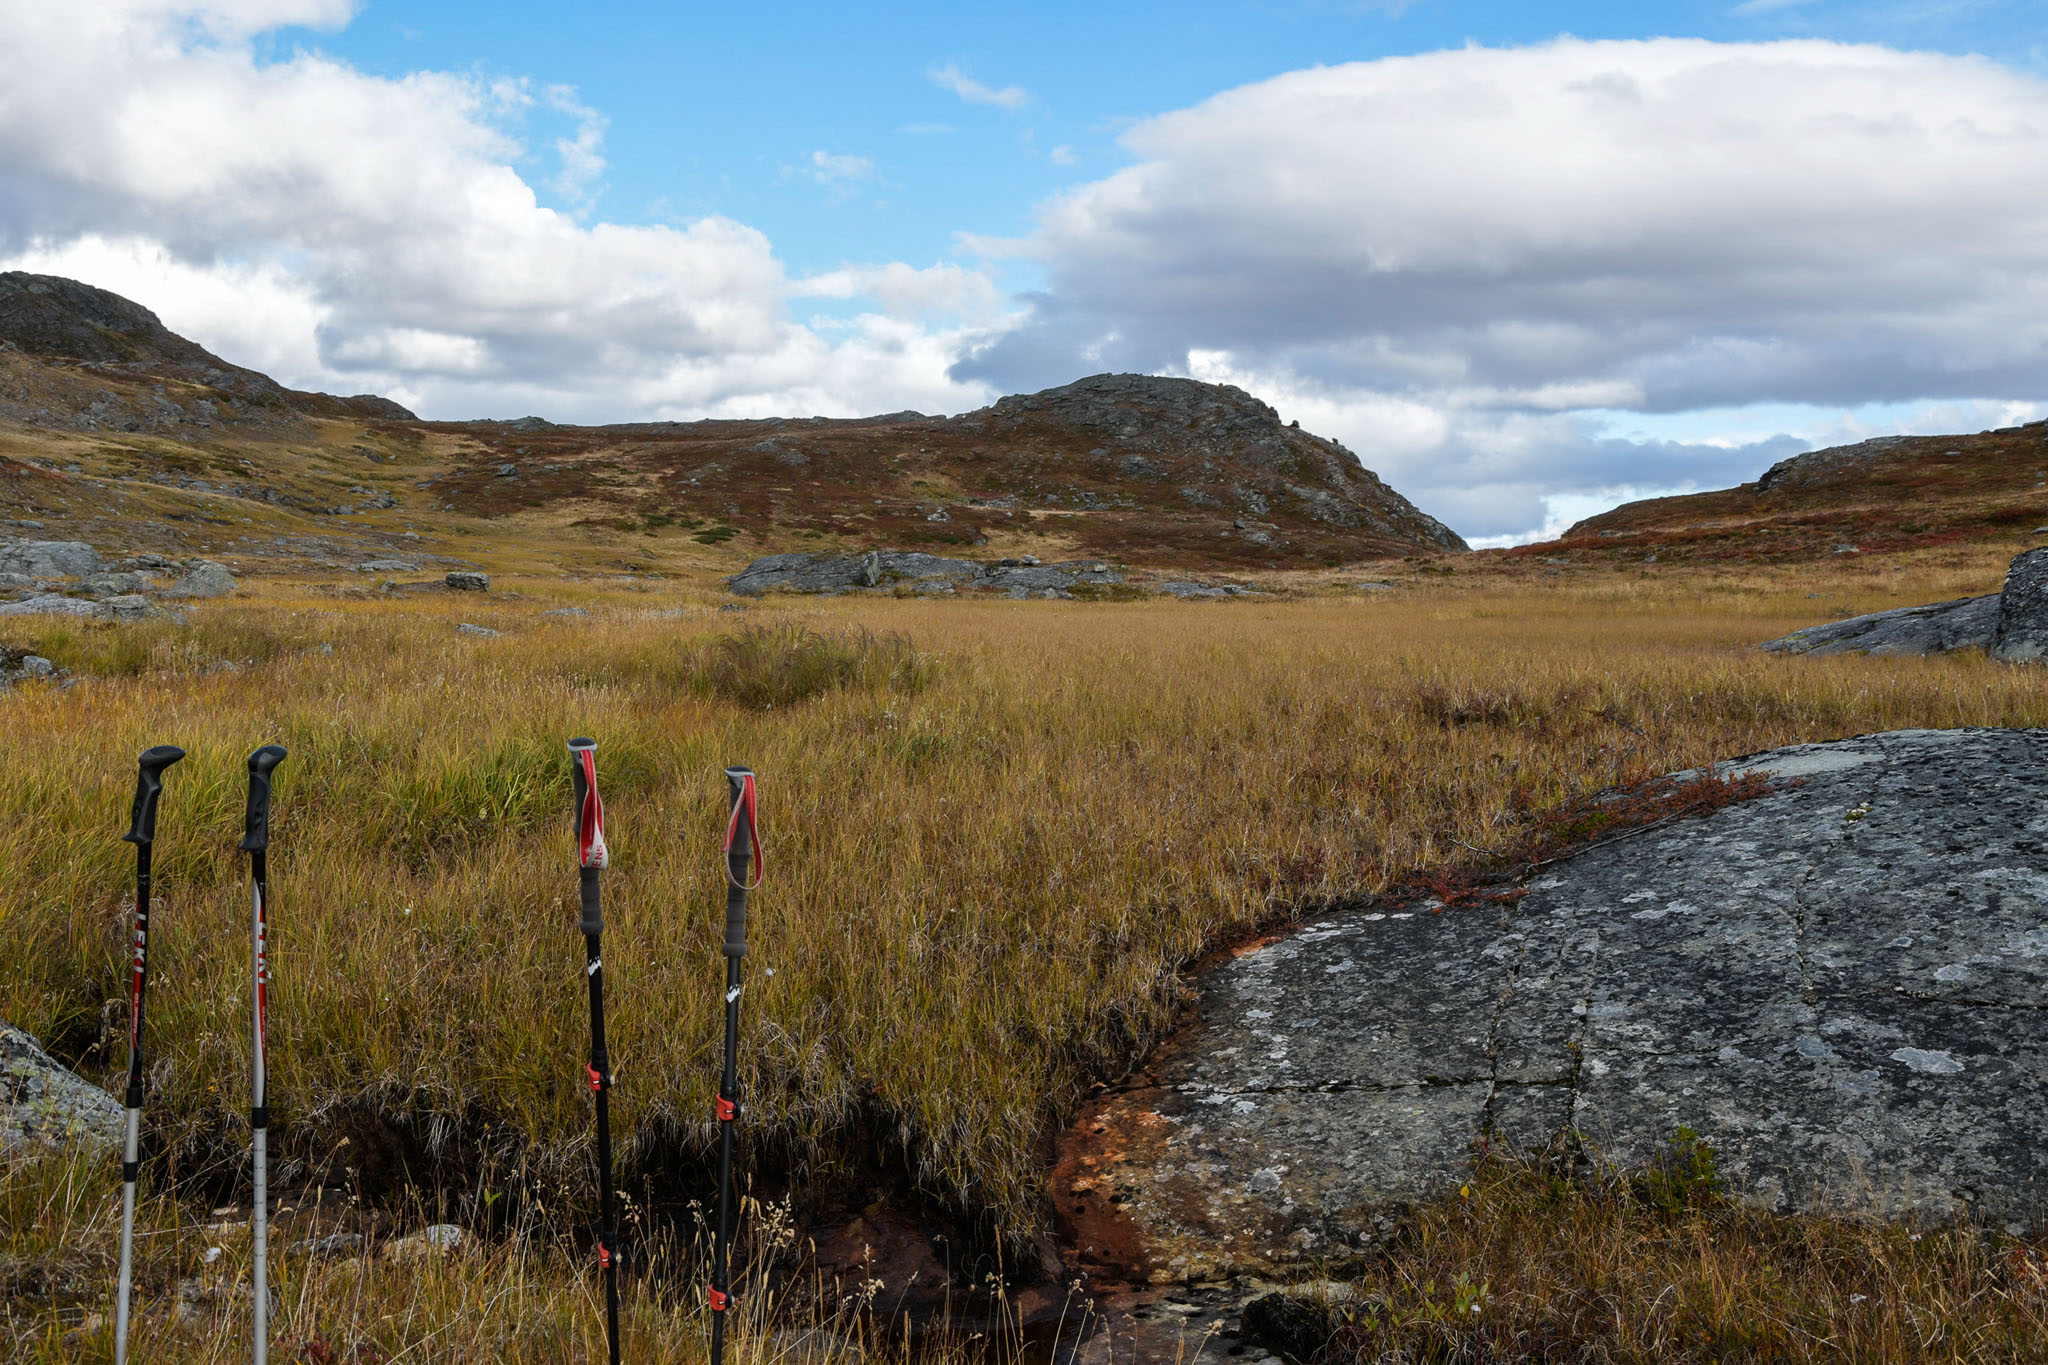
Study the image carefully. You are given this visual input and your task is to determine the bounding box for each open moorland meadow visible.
[9,516,2048,1360]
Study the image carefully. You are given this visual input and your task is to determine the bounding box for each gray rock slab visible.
[1060,728,2048,1282]
[1760,594,1999,656]
[2,1022,123,1151]
[0,539,98,578]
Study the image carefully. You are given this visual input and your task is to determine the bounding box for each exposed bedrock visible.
[1762,548,2048,660]
[1054,728,2048,1286]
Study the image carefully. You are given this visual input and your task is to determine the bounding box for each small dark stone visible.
[1241,1293,1344,1364]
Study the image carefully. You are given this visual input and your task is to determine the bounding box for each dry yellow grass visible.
[3,544,2046,1355]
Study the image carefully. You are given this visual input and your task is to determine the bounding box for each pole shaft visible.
[584,904,621,1365]
[251,857,270,1365]
[115,841,152,1365]
[711,769,754,1365]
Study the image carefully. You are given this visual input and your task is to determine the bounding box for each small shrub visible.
[1630,1125,1726,1214]
[686,622,935,709]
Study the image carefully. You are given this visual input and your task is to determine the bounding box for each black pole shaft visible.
[584,867,621,1365]
[711,767,754,1365]
[116,743,181,1365]
[124,842,153,1112]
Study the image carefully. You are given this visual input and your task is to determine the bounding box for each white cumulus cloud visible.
[0,0,1000,423]
[961,37,2048,538]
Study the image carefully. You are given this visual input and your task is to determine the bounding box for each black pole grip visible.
[580,866,603,937]
[238,745,288,852]
[723,767,753,958]
[123,745,186,846]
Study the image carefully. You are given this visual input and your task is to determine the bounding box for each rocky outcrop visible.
[1056,730,2048,1286]
[1752,435,1917,494]
[1762,548,2048,660]
[960,374,1467,552]
[2,1022,123,1151]
[1990,547,2048,663]
[0,272,414,424]
[0,539,99,578]
[729,550,1122,598]
[1760,594,1999,657]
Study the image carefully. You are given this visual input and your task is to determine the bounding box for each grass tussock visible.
[685,621,936,709]
[1320,1139,2048,1364]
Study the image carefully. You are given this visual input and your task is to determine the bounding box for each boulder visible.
[2,1021,124,1151]
[1761,594,1999,657]
[1991,547,2048,662]
[78,571,153,597]
[445,571,489,591]
[383,1223,466,1260]
[1055,729,2048,1285]
[101,594,165,622]
[169,560,237,598]
[0,593,107,619]
[0,539,98,578]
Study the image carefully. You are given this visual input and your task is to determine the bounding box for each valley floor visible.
[5,544,2048,1361]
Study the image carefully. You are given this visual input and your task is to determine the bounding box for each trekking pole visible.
[115,744,185,1365]
[240,744,286,1365]
[709,766,761,1365]
[568,737,622,1365]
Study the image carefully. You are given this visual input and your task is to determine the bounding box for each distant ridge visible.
[1537,422,2048,564]
[0,274,1464,570]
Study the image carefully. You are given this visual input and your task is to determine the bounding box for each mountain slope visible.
[1540,423,2048,563]
[0,274,1464,575]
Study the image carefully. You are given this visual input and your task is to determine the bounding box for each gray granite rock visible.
[0,539,98,578]
[1760,594,1999,656]
[727,550,1121,597]
[354,558,418,573]
[1992,547,2048,662]
[0,593,107,619]
[78,571,154,597]
[2,1022,123,1151]
[169,559,237,598]
[445,571,489,591]
[454,622,499,638]
[1058,729,2048,1284]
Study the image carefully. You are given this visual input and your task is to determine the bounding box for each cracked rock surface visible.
[1053,728,2048,1286]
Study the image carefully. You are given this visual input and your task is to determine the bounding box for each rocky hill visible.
[0,275,1463,575]
[1531,423,2048,564]
[415,373,1465,568]
[0,272,413,431]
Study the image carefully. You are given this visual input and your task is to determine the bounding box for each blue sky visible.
[2,1,2044,543]
[275,0,2046,275]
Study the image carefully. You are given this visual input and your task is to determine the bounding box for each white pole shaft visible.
[115,1107,140,1363]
